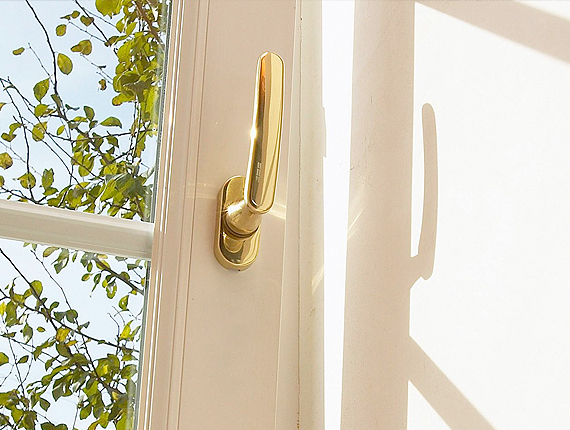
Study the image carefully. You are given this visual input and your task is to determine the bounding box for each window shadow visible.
[408,337,494,430]
[418,0,570,65]
[342,2,495,429]
[412,103,438,283]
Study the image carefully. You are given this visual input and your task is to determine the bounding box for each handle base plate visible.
[214,176,261,271]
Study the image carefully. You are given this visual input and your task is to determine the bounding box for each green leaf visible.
[51,93,63,108]
[95,0,120,16]
[120,363,137,379]
[1,133,14,142]
[71,39,92,55]
[0,176,4,187]
[18,172,36,189]
[17,355,28,364]
[65,309,77,323]
[57,53,73,75]
[32,122,47,141]
[43,246,58,257]
[42,168,54,189]
[30,280,43,296]
[80,15,94,26]
[0,153,13,169]
[84,106,95,120]
[12,47,24,56]
[125,21,137,36]
[39,398,50,411]
[56,327,71,342]
[118,295,129,310]
[0,102,6,111]
[22,324,32,342]
[56,24,67,36]
[33,79,49,102]
[100,116,122,127]
[55,342,70,357]
[99,79,107,91]
[0,352,8,366]
[119,322,131,340]
[9,122,21,134]
[34,103,48,117]
[11,408,23,422]
[80,405,91,420]
[116,414,131,430]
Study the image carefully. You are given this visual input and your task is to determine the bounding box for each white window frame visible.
[135,0,205,427]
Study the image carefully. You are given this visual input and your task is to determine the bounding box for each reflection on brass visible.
[214,52,284,270]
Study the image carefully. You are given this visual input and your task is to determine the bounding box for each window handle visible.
[214,52,284,270]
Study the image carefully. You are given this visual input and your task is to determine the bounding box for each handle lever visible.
[215,52,284,270]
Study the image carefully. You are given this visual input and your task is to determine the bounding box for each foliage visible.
[0,0,168,429]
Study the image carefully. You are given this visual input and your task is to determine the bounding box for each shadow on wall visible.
[418,0,570,65]
[408,105,492,430]
[341,0,570,428]
[340,2,493,429]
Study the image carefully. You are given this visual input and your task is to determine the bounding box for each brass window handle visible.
[214,52,284,270]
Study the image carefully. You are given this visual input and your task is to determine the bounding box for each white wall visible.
[303,1,570,429]
[410,2,570,428]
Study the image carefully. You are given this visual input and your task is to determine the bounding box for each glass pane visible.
[0,0,170,221]
[0,237,147,429]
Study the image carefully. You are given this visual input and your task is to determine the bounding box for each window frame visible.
[0,0,197,427]
[0,0,300,428]
[135,0,205,428]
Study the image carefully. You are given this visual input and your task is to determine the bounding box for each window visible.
[0,1,169,429]
[0,1,298,430]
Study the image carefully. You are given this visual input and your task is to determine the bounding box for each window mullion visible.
[0,199,153,259]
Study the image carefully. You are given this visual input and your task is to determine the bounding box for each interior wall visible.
[409,2,570,428]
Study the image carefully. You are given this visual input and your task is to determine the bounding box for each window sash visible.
[136,0,204,428]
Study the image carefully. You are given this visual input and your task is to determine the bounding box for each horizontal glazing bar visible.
[0,199,153,260]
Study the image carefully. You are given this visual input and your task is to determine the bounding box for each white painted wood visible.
[298,2,325,429]
[136,0,203,428]
[176,1,296,428]
[274,1,302,428]
[341,4,416,429]
[138,1,298,429]
[0,199,153,259]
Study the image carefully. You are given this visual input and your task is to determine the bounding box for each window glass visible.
[0,237,147,430]
[0,0,170,222]
[0,1,170,429]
